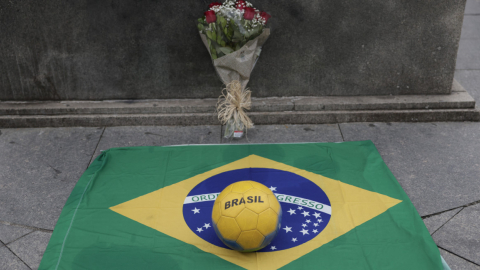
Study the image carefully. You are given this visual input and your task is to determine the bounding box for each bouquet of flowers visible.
[197,0,271,138]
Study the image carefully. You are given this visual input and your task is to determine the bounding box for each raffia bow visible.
[217,80,254,129]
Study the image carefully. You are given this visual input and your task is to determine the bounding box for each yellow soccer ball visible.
[212,181,282,252]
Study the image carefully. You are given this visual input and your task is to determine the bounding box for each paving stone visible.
[221,124,343,144]
[339,122,480,216]
[93,125,221,159]
[465,0,480,14]
[455,70,480,103]
[0,246,30,270]
[0,223,33,245]
[423,208,463,234]
[8,231,51,270]
[0,127,103,230]
[440,249,480,270]
[434,204,480,265]
[456,39,480,70]
[461,15,480,39]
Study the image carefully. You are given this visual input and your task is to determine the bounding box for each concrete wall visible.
[0,0,466,100]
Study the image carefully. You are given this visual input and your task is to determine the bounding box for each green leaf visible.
[227,24,234,40]
[218,16,227,29]
[206,31,213,40]
[248,27,260,40]
[223,23,231,39]
[197,23,205,31]
[218,47,234,55]
[216,24,226,47]
[233,29,243,40]
[208,39,218,60]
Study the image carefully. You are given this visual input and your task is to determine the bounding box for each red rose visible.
[204,10,216,23]
[243,7,255,20]
[236,0,246,10]
[260,11,271,23]
[209,2,221,9]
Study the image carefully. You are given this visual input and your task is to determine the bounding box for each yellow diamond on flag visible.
[110,155,401,270]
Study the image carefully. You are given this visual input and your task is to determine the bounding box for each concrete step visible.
[0,80,478,127]
[0,80,476,116]
[0,108,479,128]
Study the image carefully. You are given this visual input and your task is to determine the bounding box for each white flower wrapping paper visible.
[200,28,270,91]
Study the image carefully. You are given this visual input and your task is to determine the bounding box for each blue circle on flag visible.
[182,168,331,252]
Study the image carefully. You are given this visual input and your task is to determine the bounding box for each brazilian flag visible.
[40,141,448,270]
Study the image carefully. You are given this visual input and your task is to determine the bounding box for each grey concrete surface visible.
[0,81,473,116]
[456,39,480,70]
[0,113,220,128]
[1,79,478,128]
[422,208,463,235]
[0,127,103,230]
[440,249,480,270]
[251,98,295,112]
[462,15,480,39]
[92,125,221,159]
[434,204,480,265]
[455,70,480,102]
[221,124,343,144]
[0,97,293,115]
[338,122,480,217]
[7,231,52,270]
[0,246,30,270]
[0,223,32,245]
[3,107,479,128]
[0,99,218,116]
[447,13,480,267]
[293,83,475,111]
[0,0,465,100]
[465,0,480,14]
[1,80,475,117]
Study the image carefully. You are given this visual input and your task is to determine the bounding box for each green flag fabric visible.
[40,141,446,270]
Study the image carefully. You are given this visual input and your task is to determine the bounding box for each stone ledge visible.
[0,108,478,128]
[0,80,477,128]
[0,81,475,116]
[249,109,480,124]
[293,91,474,111]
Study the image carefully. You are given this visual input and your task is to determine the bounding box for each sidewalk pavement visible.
[1,1,480,269]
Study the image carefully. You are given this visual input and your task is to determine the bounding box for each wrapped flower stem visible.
[217,81,253,138]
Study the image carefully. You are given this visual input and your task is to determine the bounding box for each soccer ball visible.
[212,180,282,252]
